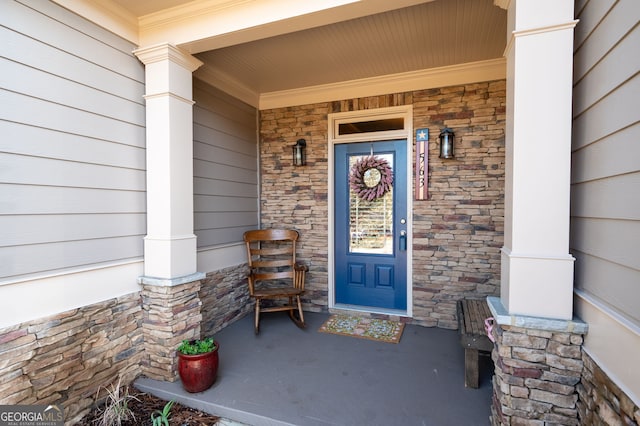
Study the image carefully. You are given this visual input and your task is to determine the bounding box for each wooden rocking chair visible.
[243,229,307,334]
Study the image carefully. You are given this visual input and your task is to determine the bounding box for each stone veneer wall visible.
[490,323,586,425]
[140,281,202,382]
[199,264,252,335]
[578,351,640,425]
[0,293,143,423]
[259,81,505,327]
[140,265,253,382]
[0,266,251,423]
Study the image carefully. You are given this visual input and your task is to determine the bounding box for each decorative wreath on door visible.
[349,155,394,201]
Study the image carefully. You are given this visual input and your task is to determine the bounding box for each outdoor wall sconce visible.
[293,138,307,166]
[439,127,455,159]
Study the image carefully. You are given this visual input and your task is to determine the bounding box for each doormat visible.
[318,315,404,344]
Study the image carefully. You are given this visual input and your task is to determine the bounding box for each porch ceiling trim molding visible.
[194,65,261,108]
[202,58,505,110]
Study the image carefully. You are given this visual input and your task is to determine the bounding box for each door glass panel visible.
[348,153,394,254]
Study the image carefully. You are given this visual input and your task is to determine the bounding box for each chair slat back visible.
[252,259,292,268]
[244,229,299,243]
[244,229,300,292]
[252,271,294,282]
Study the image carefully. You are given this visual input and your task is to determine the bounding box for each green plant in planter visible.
[177,337,217,354]
[177,337,220,393]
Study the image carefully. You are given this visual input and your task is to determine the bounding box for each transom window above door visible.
[331,106,411,143]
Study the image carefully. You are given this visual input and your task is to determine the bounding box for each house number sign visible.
[415,128,428,200]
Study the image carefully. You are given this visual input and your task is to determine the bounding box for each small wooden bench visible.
[457,298,494,388]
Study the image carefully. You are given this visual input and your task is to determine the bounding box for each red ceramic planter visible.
[177,344,219,393]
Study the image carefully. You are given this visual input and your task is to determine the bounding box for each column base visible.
[143,235,198,279]
[501,248,575,320]
[487,297,588,426]
[140,279,203,381]
[488,297,587,333]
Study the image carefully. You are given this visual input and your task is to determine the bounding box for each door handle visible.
[399,230,407,251]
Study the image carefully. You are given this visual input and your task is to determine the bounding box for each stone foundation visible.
[488,297,588,425]
[577,351,640,425]
[0,293,144,423]
[199,264,252,335]
[0,269,252,423]
[140,280,203,382]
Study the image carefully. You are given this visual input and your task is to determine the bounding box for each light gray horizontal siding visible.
[0,121,145,169]
[195,196,258,212]
[195,212,258,229]
[0,0,146,281]
[570,173,640,220]
[193,82,257,140]
[2,214,145,246]
[1,185,145,215]
[4,0,143,81]
[1,57,144,125]
[573,18,640,116]
[571,0,640,334]
[570,218,640,271]
[0,237,143,280]
[194,128,256,158]
[197,227,260,247]
[1,26,143,102]
[573,0,637,83]
[571,74,639,150]
[194,159,257,184]
[572,0,639,149]
[1,88,144,146]
[194,110,257,146]
[194,178,257,198]
[571,123,639,183]
[573,251,639,324]
[574,0,615,46]
[1,153,144,190]
[193,79,258,249]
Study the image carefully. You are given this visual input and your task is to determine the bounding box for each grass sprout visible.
[151,399,175,426]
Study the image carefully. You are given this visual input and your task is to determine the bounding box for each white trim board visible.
[0,261,143,329]
[575,289,640,406]
[259,58,506,110]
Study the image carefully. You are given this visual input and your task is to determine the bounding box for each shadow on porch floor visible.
[135,312,493,426]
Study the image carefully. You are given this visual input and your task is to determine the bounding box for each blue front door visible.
[334,140,407,310]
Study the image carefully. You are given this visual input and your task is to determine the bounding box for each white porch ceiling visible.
[111,0,506,103]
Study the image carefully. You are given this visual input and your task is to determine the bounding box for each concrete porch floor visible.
[135,312,494,426]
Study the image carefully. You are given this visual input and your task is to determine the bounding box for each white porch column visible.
[134,44,203,280]
[500,0,577,320]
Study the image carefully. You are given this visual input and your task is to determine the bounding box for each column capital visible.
[134,43,203,72]
[508,0,575,31]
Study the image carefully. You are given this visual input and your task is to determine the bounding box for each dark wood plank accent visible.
[457,298,494,388]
